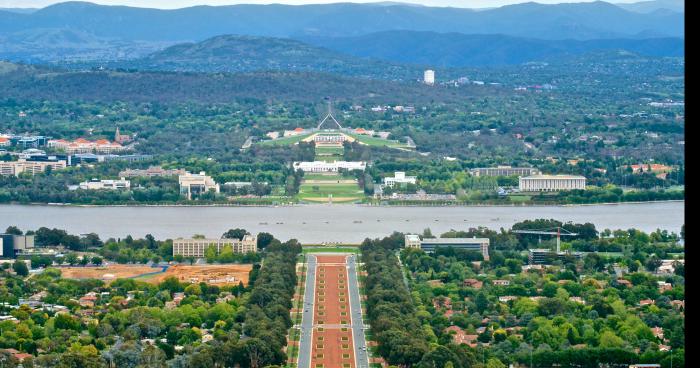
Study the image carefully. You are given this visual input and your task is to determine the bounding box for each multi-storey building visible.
[469,166,541,177]
[48,138,125,154]
[519,174,586,191]
[0,159,67,176]
[119,166,186,178]
[172,235,257,258]
[79,178,131,190]
[404,235,490,260]
[292,161,366,173]
[0,234,34,259]
[383,172,417,187]
[179,171,220,199]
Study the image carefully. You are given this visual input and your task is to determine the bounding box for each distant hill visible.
[616,0,684,13]
[0,61,496,104]
[0,28,173,62]
[130,34,409,78]
[0,1,683,42]
[300,31,684,67]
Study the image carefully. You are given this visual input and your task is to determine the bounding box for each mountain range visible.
[0,1,683,42]
[124,32,683,73]
[299,31,684,67]
[0,0,684,70]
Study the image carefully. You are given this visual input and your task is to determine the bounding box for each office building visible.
[173,235,257,257]
[79,178,131,190]
[528,248,584,265]
[48,138,125,154]
[292,161,366,173]
[383,172,417,188]
[519,174,586,192]
[424,70,435,85]
[119,166,186,178]
[470,166,541,177]
[0,159,67,176]
[0,234,34,259]
[405,235,489,260]
[179,171,220,199]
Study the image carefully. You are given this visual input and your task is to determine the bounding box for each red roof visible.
[294,127,304,132]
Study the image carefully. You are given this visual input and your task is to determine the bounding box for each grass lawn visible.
[508,194,532,202]
[298,182,364,202]
[303,173,354,181]
[315,146,344,156]
[347,132,411,148]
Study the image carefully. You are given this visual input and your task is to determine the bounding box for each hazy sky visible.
[0,0,640,9]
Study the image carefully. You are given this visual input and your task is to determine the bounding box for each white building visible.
[292,161,366,173]
[519,174,586,192]
[79,178,130,190]
[179,171,220,199]
[383,172,417,188]
[424,70,435,85]
[172,235,257,257]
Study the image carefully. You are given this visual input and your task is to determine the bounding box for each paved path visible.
[296,253,369,368]
[347,254,370,368]
[297,254,317,368]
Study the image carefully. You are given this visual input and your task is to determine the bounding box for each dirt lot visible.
[146,264,253,286]
[59,263,254,286]
[59,264,157,283]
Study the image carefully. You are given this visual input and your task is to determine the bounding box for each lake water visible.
[1,201,684,243]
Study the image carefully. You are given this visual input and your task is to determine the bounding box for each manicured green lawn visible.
[347,132,411,148]
[298,183,364,201]
[315,146,344,156]
[508,194,532,202]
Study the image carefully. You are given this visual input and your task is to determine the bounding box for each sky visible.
[0,0,641,9]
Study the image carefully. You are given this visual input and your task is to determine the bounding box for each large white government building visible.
[519,174,586,191]
[179,171,220,199]
[292,161,366,173]
[383,171,417,187]
[173,235,257,257]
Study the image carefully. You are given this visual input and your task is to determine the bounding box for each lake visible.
[0,201,684,243]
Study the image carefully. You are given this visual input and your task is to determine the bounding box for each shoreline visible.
[1,199,685,208]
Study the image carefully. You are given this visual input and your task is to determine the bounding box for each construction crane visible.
[512,227,578,253]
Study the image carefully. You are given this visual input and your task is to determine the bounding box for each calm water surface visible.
[1,202,684,243]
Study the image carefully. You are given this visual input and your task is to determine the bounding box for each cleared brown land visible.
[59,264,156,283]
[311,255,355,368]
[59,264,253,286]
[147,264,253,286]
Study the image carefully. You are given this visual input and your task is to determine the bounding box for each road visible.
[296,253,369,368]
[347,254,370,368]
[297,254,317,368]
